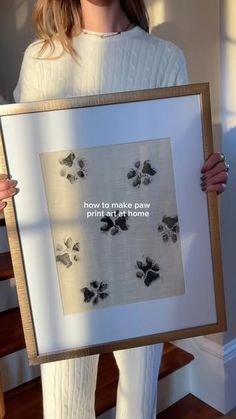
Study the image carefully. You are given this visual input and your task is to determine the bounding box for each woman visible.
[0,1,229,418]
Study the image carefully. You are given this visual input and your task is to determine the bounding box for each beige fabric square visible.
[40,138,185,314]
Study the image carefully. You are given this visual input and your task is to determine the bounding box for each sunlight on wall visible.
[221,0,236,131]
[14,0,29,31]
[146,0,166,28]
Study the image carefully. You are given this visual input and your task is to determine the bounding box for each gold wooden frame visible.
[0,83,226,365]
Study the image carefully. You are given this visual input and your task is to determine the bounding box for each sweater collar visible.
[78,25,144,41]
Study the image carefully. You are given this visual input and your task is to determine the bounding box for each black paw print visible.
[81,281,109,305]
[127,160,157,187]
[158,216,179,243]
[59,152,87,184]
[100,211,129,235]
[56,237,80,268]
[135,256,160,287]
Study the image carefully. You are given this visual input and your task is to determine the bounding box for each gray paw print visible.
[56,237,80,268]
[81,281,109,305]
[127,160,157,187]
[100,210,129,235]
[135,256,160,286]
[158,216,179,243]
[59,152,87,184]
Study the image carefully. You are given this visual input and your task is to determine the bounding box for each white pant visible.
[41,343,164,419]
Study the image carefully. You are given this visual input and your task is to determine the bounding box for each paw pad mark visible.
[59,152,87,183]
[100,211,129,235]
[127,160,157,188]
[81,281,109,305]
[135,256,160,287]
[158,216,179,243]
[56,237,80,268]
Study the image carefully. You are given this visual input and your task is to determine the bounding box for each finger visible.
[202,183,226,194]
[0,174,12,182]
[0,179,17,192]
[201,161,228,181]
[201,171,228,189]
[0,187,19,201]
[201,153,225,173]
[0,201,7,211]
[0,174,8,180]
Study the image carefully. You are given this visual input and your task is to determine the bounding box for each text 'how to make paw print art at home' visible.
[83,201,151,218]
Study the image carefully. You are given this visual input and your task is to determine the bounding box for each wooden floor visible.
[4,390,225,419]
[4,378,42,419]
[158,394,222,419]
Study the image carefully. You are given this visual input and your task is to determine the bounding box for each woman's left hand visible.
[200,152,229,195]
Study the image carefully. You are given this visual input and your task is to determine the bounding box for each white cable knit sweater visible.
[14,26,188,102]
[14,26,188,419]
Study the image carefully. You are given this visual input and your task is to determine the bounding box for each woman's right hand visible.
[0,174,18,213]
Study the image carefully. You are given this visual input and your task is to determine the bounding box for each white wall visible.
[220,0,236,345]
[0,0,35,102]
[147,0,221,147]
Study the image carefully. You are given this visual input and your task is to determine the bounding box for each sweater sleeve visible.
[174,47,188,85]
[13,43,42,103]
[160,42,189,87]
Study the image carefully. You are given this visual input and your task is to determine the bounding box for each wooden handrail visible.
[0,218,5,227]
[0,308,25,358]
[0,253,14,282]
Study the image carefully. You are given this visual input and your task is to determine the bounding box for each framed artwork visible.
[0,83,226,365]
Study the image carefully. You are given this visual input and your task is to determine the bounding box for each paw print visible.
[135,256,160,287]
[158,216,179,243]
[127,160,157,187]
[100,211,129,235]
[59,152,87,184]
[56,237,80,268]
[81,281,109,305]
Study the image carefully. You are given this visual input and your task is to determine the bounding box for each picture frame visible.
[0,83,226,365]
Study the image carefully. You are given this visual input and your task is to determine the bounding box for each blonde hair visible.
[33,0,149,58]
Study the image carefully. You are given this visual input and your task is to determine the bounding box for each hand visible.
[200,153,229,195]
[0,174,18,212]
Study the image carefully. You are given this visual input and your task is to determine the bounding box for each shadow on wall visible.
[148,0,221,149]
[147,0,192,51]
[148,0,220,80]
[0,0,35,103]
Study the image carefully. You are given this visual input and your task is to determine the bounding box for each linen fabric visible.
[40,139,185,315]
